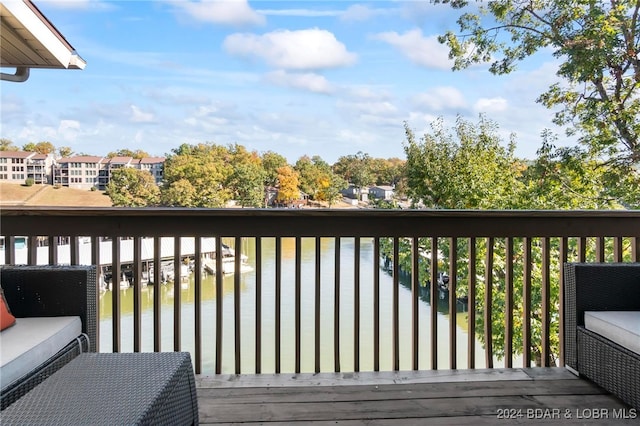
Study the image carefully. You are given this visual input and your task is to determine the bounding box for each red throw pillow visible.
[1,288,16,331]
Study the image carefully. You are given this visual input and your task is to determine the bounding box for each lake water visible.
[99,238,497,374]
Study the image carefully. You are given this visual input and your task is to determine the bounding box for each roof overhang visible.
[1,0,86,82]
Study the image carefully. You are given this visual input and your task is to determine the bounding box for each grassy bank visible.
[0,183,113,207]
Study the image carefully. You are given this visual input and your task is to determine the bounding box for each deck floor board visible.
[196,368,638,424]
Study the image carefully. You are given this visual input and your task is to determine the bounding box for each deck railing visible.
[2,207,639,374]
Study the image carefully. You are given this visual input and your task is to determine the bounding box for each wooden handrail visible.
[1,208,639,375]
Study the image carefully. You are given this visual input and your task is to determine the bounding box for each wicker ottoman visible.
[1,352,198,425]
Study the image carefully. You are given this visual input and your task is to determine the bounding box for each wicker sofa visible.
[0,265,97,410]
[564,263,640,410]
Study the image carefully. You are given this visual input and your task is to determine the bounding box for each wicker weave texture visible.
[1,352,198,425]
[1,334,89,410]
[0,265,97,351]
[564,263,640,370]
[578,327,640,410]
[564,263,640,410]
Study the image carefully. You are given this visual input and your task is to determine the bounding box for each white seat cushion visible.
[584,311,640,355]
[0,316,82,390]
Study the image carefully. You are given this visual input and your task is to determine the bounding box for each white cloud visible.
[473,97,508,113]
[130,105,155,123]
[340,100,398,116]
[223,28,357,70]
[373,29,453,70]
[168,0,265,27]
[411,87,467,111]
[57,120,81,142]
[257,9,340,17]
[265,70,334,94]
[340,5,376,21]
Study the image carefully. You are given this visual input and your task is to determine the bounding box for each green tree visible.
[318,172,348,208]
[23,141,55,154]
[333,151,375,200]
[520,130,639,209]
[161,143,232,207]
[436,0,639,167]
[262,151,289,187]
[107,149,150,159]
[401,116,636,366]
[58,146,73,158]
[370,157,406,187]
[160,179,199,207]
[228,162,265,208]
[0,139,18,151]
[296,155,348,205]
[106,168,160,207]
[403,116,524,208]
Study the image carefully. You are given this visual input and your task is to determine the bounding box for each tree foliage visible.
[436,0,640,167]
[161,143,232,207]
[403,116,524,208]
[261,151,289,187]
[276,165,300,203]
[400,116,636,366]
[0,139,18,151]
[295,155,347,203]
[226,145,265,208]
[22,141,55,154]
[58,146,73,158]
[106,168,160,207]
[107,149,150,159]
[333,151,375,199]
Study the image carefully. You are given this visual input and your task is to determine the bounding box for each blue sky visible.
[1,0,570,163]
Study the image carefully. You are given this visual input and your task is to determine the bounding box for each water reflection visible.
[99,238,500,374]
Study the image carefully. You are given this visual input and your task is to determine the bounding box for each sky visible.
[1,0,572,163]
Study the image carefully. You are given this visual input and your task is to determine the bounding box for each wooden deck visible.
[196,368,638,424]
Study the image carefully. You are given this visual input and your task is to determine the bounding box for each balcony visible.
[1,207,638,422]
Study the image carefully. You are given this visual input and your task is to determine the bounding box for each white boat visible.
[202,255,253,275]
[106,273,130,291]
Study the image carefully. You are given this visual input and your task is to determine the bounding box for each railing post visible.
[449,237,457,370]
[392,237,400,371]
[314,237,321,374]
[484,237,494,369]
[523,237,532,367]
[411,236,419,371]
[256,237,263,374]
[430,237,438,370]
[274,237,282,374]
[541,237,551,367]
[334,237,341,373]
[505,237,513,369]
[216,237,223,374]
[354,237,361,373]
[174,237,182,352]
[467,238,476,369]
[153,237,161,352]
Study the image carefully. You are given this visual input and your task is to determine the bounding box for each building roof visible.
[57,155,104,163]
[109,156,134,164]
[139,157,165,164]
[0,151,34,159]
[0,0,86,82]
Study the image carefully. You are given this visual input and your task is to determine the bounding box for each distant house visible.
[54,156,105,190]
[341,184,369,202]
[54,155,166,190]
[0,151,55,184]
[266,187,309,208]
[369,185,394,200]
[139,157,165,185]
